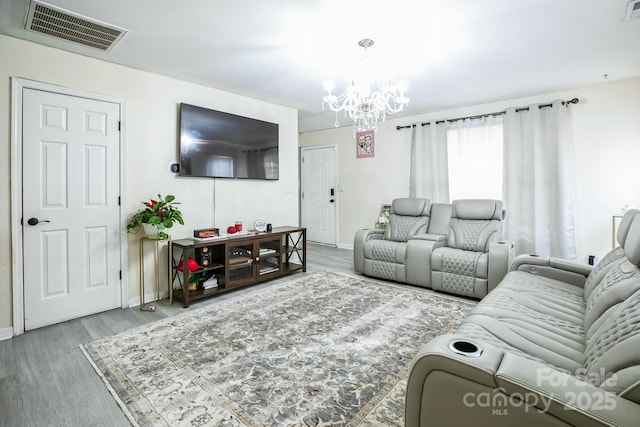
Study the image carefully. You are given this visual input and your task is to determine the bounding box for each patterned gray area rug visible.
[81,271,474,426]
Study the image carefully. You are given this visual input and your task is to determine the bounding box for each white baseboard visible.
[337,243,354,251]
[0,326,13,341]
[129,290,169,308]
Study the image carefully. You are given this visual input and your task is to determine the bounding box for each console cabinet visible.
[168,226,306,307]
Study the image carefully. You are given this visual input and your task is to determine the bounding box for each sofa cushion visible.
[618,209,640,247]
[456,271,585,372]
[364,239,407,264]
[585,216,640,332]
[625,216,640,267]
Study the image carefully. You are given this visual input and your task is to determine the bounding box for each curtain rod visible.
[395,97,580,130]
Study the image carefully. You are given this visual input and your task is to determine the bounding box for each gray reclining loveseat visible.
[354,198,513,298]
[406,209,640,426]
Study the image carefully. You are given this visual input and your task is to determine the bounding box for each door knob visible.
[27,217,50,226]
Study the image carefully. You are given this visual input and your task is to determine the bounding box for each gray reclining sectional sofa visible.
[406,208,640,426]
[353,197,514,299]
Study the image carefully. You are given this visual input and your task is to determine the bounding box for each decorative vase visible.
[142,223,165,239]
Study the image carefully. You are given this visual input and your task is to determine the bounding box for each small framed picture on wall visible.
[356,130,375,158]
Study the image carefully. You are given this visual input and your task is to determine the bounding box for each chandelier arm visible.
[321,38,410,131]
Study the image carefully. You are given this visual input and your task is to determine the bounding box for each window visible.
[446,118,503,201]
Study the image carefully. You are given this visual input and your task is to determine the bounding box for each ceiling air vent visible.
[625,0,640,21]
[24,1,127,51]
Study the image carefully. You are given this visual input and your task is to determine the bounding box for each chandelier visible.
[322,39,410,131]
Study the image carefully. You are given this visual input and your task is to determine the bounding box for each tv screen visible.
[178,103,279,180]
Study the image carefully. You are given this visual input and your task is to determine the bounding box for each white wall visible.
[0,35,299,330]
[300,77,640,264]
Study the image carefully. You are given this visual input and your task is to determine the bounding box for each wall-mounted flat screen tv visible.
[178,103,279,180]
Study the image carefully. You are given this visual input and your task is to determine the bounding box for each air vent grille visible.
[25,1,127,51]
[625,0,640,21]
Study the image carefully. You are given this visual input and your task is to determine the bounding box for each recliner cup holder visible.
[448,339,483,357]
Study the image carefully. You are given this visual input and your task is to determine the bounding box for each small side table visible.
[139,236,160,311]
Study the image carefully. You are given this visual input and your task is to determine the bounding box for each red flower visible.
[144,199,158,209]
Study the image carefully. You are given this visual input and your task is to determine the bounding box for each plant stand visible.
[139,236,161,311]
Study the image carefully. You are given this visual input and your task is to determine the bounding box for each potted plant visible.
[126,194,184,240]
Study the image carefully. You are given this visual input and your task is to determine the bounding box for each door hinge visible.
[119,270,122,280]
[118,196,121,206]
[118,121,121,131]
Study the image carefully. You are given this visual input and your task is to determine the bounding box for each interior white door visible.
[301,146,337,245]
[22,88,121,330]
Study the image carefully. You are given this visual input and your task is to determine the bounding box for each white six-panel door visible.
[22,88,121,330]
[301,146,337,245]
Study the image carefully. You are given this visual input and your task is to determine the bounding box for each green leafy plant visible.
[126,194,184,240]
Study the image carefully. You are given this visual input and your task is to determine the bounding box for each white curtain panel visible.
[502,100,577,259]
[409,121,449,202]
[446,116,503,201]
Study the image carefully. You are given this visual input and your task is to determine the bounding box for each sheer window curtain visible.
[409,121,449,202]
[447,117,503,201]
[502,100,577,259]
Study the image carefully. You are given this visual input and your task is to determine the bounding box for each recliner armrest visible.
[411,233,447,242]
[407,336,640,427]
[509,254,591,287]
[353,228,385,273]
[406,334,503,427]
[496,352,640,426]
[488,240,515,293]
[405,237,447,287]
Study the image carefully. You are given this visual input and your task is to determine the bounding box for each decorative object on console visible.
[177,258,202,272]
[193,227,219,239]
[254,219,267,232]
[195,246,211,266]
[126,194,184,240]
[378,204,391,224]
[322,38,409,131]
[235,221,243,232]
[356,130,375,158]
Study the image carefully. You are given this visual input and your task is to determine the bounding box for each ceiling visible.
[1,0,639,133]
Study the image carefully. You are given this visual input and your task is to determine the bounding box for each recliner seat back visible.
[580,213,640,400]
[447,199,503,251]
[383,198,431,242]
[583,209,640,301]
[361,198,431,283]
[431,199,503,298]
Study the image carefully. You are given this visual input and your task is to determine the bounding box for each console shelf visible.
[168,226,306,307]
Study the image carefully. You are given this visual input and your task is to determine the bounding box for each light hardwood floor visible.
[0,243,355,427]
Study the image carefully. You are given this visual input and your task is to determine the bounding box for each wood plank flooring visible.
[0,243,356,427]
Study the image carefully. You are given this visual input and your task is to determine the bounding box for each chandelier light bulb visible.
[322,38,410,132]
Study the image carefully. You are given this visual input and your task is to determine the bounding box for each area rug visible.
[81,271,475,426]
